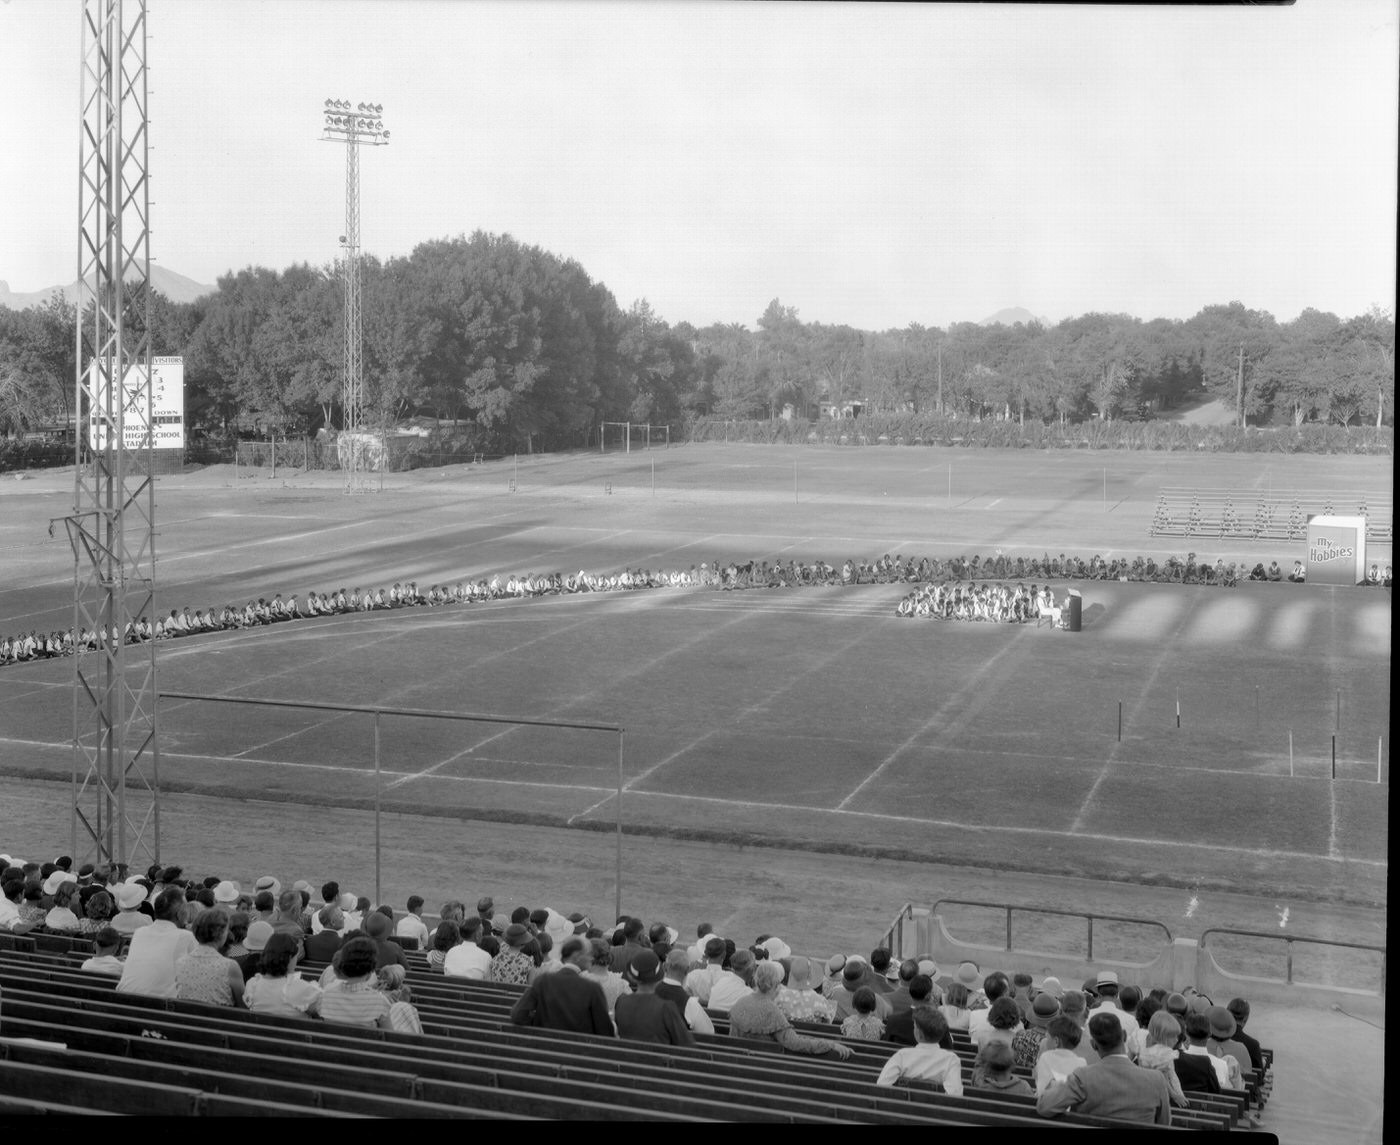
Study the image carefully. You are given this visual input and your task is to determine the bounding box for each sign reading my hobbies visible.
[1305,515,1367,586]
[87,356,185,452]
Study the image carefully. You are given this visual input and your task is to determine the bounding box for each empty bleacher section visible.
[1150,488,1392,543]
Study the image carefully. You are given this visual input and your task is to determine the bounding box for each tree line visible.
[1,230,1393,449]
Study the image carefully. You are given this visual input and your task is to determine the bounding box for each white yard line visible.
[835,633,1029,811]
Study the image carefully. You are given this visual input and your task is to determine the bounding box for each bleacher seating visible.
[1149,487,1391,542]
[0,939,1268,1124]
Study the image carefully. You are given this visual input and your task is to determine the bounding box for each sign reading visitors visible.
[1304,515,1366,586]
[88,356,185,451]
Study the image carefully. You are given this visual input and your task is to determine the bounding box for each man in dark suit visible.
[884,976,952,1048]
[510,937,615,1036]
[1037,1013,1172,1125]
[304,905,343,962]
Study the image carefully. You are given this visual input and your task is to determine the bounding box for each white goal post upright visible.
[159,692,628,919]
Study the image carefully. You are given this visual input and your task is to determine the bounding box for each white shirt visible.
[684,963,725,1005]
[705,971,751,1013]
[1182,1043,1232,1088]
[0,896,23,930]
[395,914,430,949]
[967,1007,992,1039]
[1090,1000,1140,1041]
[876,1044,965,1094]
[116,920,199,997]
[442,942,493,980]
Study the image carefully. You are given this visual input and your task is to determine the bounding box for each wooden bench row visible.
[1,959,1234,1128]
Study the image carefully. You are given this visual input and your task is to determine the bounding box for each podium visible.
[1066,589,1082,632]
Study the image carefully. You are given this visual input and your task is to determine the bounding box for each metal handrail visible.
[930,898,1173,962]
[1200,928,1386,996]
[882,902,914,956]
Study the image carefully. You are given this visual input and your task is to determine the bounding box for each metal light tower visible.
[70,0,160,869]
[322,99,388,493]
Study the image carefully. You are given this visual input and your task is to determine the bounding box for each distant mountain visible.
[0,265,216,310]
[981,307,1050,328]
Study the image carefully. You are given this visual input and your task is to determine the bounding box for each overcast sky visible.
[1,0,1395,331]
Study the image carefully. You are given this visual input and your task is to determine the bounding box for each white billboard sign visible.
[88,356,185,450]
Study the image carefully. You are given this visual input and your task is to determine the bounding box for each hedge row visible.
[686,415,1395,454]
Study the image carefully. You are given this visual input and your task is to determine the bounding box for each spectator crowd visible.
[1,846,1271,1127]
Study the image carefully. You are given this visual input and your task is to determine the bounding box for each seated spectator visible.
[728,962,851,1059]
[117,887,198,997]
[43,878,81,931]
[615,950,696,1046]
[1037,1013,1172,1125]
[509,936,615,1036]
[1057,990,1095,1067]
[1138,1011,1191,1108]
[320,936,420,1033]
[442,917,492,979]
[582,937,631,1013]
[684,935,728,1005]
[969,971,1012,1038]
[0,874,34,933]
[110,881,153,934]
[395,895,429,950]
[77,889,114,937]
[884,974,950,1047]
[657,948,715,1035]
[17,881,46,926]
[707,948,756,1013]
[1206,1006,1247,1088]
[972,995,1023,1051]
[1013,992,1060,1069]
[79,927,125,976]
[884,959,921,1014]
[776,955,836,1024]
[1089,970,1140,1041]
[1179,1011,1233,1090]
[305,906,344,962]
[426,918,460,971]
[489,923,539,985]
[831,958,895,1021]
[1034,1015,1088,1094]
[972,1040,1033,1096]
[236,920,274,982]
[363,910,408,970]
[876,1007,962,1092]
[175,907,244,1007]
[608,916,649,972]
[939,982,973,1032]
[221,911,250,961]
[1011,972,1036,1022]
[841,986,887,1041]
[1226,997,1265,1072]
[867,947,897,994]
[243,932,322,1018]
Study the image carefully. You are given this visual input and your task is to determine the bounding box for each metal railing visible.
[1200,928,1386,997]
[881,902,915,956]
[930,898,1173,962]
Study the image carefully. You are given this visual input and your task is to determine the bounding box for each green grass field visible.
[0,444,1389,908]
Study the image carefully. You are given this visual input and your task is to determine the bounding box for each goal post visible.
[158,691,627,918]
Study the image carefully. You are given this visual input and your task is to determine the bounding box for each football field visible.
[0,443,1389,909]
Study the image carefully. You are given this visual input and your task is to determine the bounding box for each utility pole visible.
[937,342,944,415]
[322,100,389,493]
[1236,343,1245,428]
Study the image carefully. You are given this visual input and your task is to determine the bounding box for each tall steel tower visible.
[322,100,388,493]
[70,0,160,869]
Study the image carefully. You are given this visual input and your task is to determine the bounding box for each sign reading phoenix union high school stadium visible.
[87,356,185,452]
